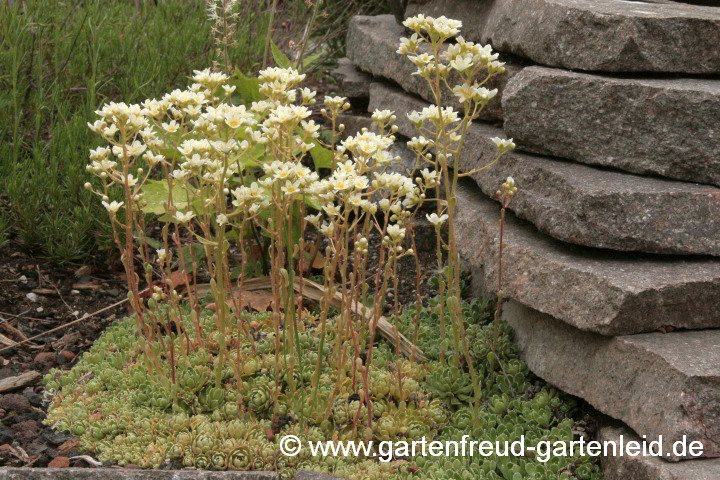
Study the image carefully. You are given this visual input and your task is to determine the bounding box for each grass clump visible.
[0,0,215,262]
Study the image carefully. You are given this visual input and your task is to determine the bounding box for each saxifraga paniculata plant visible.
[397,14,516,406]
[46,14,602,480]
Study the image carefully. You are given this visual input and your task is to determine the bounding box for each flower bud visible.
[84,182,92,190]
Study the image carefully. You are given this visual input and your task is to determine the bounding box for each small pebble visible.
[36,307,43,313]
[19,275,27,284]
[33,352,55,365]
[58,351,76,362]
[26,292,39,302]
[70,290,80,295]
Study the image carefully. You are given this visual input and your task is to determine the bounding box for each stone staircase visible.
[338,2,720,478]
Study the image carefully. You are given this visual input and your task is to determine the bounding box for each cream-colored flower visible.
[426,212,448,227]
[101,200,124,214]
[386,224,406,241]
[491,137,516,153]
[175,211,195,223]
[301,119,320,138]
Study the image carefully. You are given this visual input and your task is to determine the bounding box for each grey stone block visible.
[452,179,720,335]
[369,82,720,256]
[331,58,372,99]
[599,424,720,479]
[503,300,720,459]
[503,66,720,186]
[405,0,720,74]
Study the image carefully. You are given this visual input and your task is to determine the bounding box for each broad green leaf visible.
[132,233,161,250]
[302,51,323,70]
[303,194,322,211]
[231,69,263,103]
[271,39,292,69]
[141,179,193,216]
[310,144,333,170]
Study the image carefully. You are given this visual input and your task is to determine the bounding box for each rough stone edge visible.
[405,0,720,74]
[599,424,720,479]
[502,299,720,459]
[501,65,720,186]
[369,80,720,256]
[451,176,720,335]
[331,58,372,99]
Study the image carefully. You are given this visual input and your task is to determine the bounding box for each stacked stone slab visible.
[343,2,720,477]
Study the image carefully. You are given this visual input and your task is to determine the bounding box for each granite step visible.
[452,179,720,335]
[503,66,720,186]
[369,82,720,256]
[502,299,720,460]
[346,14,524,122]
[331,58,372,99]
[404,0,720,74]
[600,424,720,479]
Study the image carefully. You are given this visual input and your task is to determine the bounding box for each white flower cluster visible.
[86,64,429,269]
[397,15,505,107]
[402,14,462,41]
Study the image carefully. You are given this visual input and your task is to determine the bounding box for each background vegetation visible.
[0,0,387,263]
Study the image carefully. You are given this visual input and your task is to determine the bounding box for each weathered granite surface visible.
[503,300,720,460]
[0,469,277,480]
[346,15,523,122]
[503,66,720,186]
[337,113,373,140]
[331,58,372,99]
[452,179,720,335]
[405,0,720,74]
[370,82,720,256]
[600,424,720,479]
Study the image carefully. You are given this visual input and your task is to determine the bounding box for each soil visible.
[0,241,130,467]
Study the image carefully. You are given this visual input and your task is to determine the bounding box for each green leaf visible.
[302,51,323,70]
[303,194,322,211]
[271,39,292,69]
[231,69,263,104]
[140,179,193,216]
[310,144,333,170]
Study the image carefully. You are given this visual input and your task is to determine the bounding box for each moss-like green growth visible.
[45,298,603,479]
